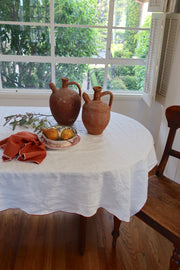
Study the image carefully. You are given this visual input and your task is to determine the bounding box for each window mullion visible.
[112,26,150,31]
[0,55,146,66]
[0,21,50,27]
[103,0,115,90]
[50,0,55,84]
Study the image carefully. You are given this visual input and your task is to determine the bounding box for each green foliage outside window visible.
[108,2,151,91]
[0,0,50,22]
[123,0,140,54]
[0,0,151,91]
[134,15,151,91]
[0,0,98,89]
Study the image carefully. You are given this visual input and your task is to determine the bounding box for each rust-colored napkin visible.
[0,131,46,164]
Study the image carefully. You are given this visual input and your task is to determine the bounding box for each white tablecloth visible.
[0,106,157,221]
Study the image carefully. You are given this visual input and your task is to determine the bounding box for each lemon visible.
[42,128,59,140]
[61,129,74,140]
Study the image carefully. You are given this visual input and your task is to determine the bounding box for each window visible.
[0,0,151,94]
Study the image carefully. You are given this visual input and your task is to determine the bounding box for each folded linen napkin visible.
[0,131,46,164]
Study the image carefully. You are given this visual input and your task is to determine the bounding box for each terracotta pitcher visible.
[49,78,81,126]
[82,86,113,135]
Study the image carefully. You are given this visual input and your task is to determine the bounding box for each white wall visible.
[155,29,180,183]
[110,96,163,144]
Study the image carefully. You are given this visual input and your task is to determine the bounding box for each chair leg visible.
[169,244,180,270]
[79,215,87,255]
[111,216,121,248]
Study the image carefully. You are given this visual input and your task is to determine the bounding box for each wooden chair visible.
[112,105,180,270]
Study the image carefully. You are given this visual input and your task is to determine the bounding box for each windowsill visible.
[0,89,143,107]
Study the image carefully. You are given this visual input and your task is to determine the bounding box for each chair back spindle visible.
[156,106,180,176]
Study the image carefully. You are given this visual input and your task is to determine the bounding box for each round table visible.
[0,106,157,222]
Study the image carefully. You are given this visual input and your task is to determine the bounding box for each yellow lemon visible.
[42,128,59,140]
[61,129,74,140]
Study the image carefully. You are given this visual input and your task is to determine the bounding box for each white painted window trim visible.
[142,0,179,107]
[148,0,177,12]
[156,13,180,99]
[143,12,166,107]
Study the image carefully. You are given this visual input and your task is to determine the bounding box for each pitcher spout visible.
[82,92,91,104]
[49,82,57,93]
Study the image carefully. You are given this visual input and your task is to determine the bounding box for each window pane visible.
[111,29,150,59]
[107,65,146,91]
[88,64,105,89]
[54,0,109,26]
[1,62,51,88]
[113,0,150,28]
[55,63,105,91]
[55,27,107,58]
[0,25,50,56]
[0,0,50,23]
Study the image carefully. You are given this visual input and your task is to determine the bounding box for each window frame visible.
[0,0,151,105]
[142,0,179,107]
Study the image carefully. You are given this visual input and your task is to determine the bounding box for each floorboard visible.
[0,208,173,270]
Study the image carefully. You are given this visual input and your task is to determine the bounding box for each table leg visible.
[112,216,121,248]
[79,215,87,255]
[169,243,180,270]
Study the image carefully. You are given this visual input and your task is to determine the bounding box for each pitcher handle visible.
[101,91,113,108]
[68,81,82,97]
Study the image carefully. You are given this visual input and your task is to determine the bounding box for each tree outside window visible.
[0,0,151,92]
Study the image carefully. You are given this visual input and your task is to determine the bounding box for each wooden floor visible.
[0,208,173,270]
